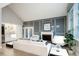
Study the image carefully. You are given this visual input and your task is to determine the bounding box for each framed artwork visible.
[44,23,50,30]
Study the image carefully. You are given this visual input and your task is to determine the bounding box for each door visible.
[23,27,34,39]
[1,24,5,43]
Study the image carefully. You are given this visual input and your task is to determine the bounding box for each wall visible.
[0,3,10,47]
[2,6,23,42]
[0,9,2,47]
[2,6,23,25]
[23,16,66,39]
[0,3,10,8]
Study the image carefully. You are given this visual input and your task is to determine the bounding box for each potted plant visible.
[64,31,76,55]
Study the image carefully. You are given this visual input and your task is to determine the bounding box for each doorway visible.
[1,24,5,43]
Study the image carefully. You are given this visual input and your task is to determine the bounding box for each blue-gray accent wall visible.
[23,16,66,37]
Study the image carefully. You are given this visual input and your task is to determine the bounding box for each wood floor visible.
[0,44,36,56]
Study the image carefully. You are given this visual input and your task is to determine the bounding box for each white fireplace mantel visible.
[41,32,53,42]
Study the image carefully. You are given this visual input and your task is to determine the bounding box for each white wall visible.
[0,3,10,48]
[2,6,23,42]
[2,6,23,25]
[0,9,2,47]
[0,3,10,8]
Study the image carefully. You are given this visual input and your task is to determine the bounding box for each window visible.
[76,14,79,39]
[78,3,79,10]
[68,8,74,34]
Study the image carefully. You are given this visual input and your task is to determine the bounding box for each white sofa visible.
[30,35,39,41]
[13,40,50,56]
[53,36,65,46]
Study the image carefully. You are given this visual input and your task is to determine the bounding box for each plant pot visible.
[68,49,73,55]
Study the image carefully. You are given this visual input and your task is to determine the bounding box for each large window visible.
[78,3,79,10]
[68,8,74,34]
[70,9,74,34]
[76,14,79,39]
[74,4,79,40]
[73,4,79,40]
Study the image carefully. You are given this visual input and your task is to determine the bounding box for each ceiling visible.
[0,3,10,8]
[8,3,67,21]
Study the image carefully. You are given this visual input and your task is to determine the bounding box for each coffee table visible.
[6,42,13,48]
[49,45,68,56]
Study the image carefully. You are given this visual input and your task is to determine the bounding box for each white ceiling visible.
[8,3,67,21]
[0,3,10,8]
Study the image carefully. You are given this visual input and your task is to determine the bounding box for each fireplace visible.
[41,32,53,43]
[42,34,51,42]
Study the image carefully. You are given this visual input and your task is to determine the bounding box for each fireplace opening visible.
[42,34,52,43]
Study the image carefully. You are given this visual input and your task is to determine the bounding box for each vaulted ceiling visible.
[0,3,10,8]
[8,3,67,21]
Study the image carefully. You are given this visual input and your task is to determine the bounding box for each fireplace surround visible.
[41,32,53,43]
